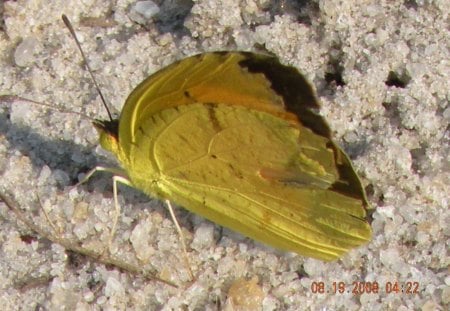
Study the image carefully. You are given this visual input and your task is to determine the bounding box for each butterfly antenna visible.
[61,14,113,122]
[0,95,95,121]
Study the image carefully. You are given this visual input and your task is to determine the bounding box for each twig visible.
[0,191,177,288]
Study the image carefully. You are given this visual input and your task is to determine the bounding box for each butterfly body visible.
[95,52,372,261]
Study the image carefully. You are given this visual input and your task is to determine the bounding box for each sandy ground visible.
[0,0,448,310]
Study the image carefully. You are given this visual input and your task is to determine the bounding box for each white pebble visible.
[105,276,125,297]
[130,218,154,261]
[14,37,40,67]
[133,1,160,19]
[192,223,215,250]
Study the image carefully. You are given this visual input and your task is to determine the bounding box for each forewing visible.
[118,52,315,153]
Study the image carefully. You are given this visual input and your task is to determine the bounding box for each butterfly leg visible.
[77,167,193,279]
[110,175,133,250]
[74,166,130,253]
[165,200,194,281]
[75,166,128,188]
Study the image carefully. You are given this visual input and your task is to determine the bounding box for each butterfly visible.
[92,51,372,261]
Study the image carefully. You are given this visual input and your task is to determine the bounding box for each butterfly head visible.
[93,119,121,156]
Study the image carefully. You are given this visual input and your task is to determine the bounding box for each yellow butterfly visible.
[93,51,372,261]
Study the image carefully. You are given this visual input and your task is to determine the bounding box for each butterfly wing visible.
[125,103,371,261]
[119,53,314,152]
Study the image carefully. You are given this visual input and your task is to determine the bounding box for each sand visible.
[0,0,448,310]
